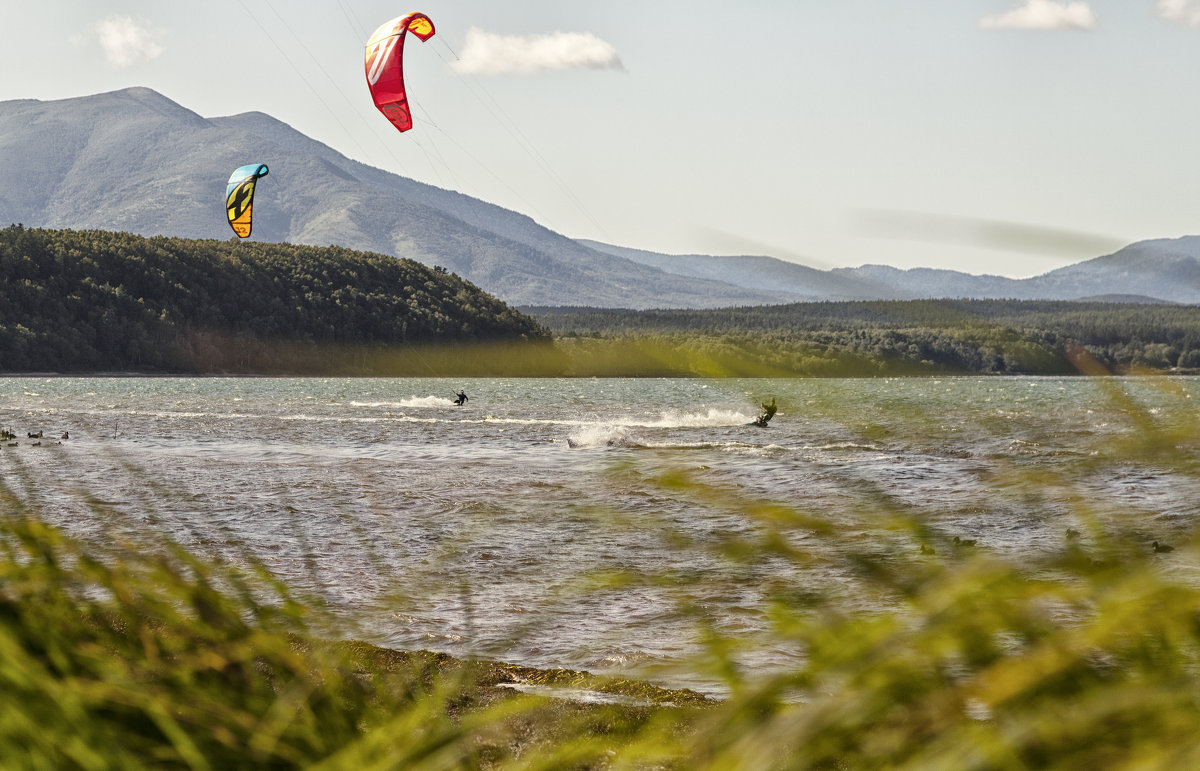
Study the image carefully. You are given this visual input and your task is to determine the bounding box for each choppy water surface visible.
[2,376,1198,694]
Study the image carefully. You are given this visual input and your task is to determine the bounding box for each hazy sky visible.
[3,1,1199,276]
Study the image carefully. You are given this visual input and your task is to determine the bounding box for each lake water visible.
[2,375,1198,694]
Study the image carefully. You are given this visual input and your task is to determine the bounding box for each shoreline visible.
[2,370,1198,379]
[326,640,716,709]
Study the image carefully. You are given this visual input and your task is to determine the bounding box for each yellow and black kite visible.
[225,163,269,238]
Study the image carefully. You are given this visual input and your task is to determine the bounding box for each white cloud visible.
[92,15,166,68]
[451,27,624,75]
[979,0,1096,30]
[1156,0,1200,27]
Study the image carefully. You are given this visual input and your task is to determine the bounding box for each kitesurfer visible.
[751,397,776,428]
[453,390,468,406]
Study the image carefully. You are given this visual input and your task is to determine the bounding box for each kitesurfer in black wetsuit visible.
[453,390,468,406]
[752,397,776,427]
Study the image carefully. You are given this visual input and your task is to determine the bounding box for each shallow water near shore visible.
[2,375,1198,695]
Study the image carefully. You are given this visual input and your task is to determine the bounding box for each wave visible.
[562,408,760,449]
[566,425,636,449]
[636,407,753,428]
[564,434,780,454]
[350,396,455,409]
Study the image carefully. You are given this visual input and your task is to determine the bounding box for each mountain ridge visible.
[2,87,1198,307]
[2,88,797,308]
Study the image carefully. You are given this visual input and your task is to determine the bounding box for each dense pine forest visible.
[0,226,547,374]
[4,225,1199,376]
[529,301,1200,376]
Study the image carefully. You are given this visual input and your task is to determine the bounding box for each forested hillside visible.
[0,226,547,373]
[530,301,1200,375]
[4,225,1197,378]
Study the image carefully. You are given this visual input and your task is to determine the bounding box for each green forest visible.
[3,225,1199,376]
[0,226,547,374]
[529,301,1200,376]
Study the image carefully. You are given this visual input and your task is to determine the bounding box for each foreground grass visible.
[0,508,713,769]
[3,375,1200,768]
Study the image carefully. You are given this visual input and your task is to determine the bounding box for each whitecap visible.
[351,396,455,409]
[566,424,635,448]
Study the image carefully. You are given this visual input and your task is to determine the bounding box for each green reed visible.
[2,372,1199,769]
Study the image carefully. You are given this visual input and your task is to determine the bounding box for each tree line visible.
[530,300,1200,375]
[4,225,1197,377]
[0,226,547,374]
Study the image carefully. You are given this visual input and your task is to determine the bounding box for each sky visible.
[2,1,1199,277]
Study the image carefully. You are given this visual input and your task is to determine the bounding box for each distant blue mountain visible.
[588,238,1200,305]
[575,240,886,301]
[1020,237,1200,304]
